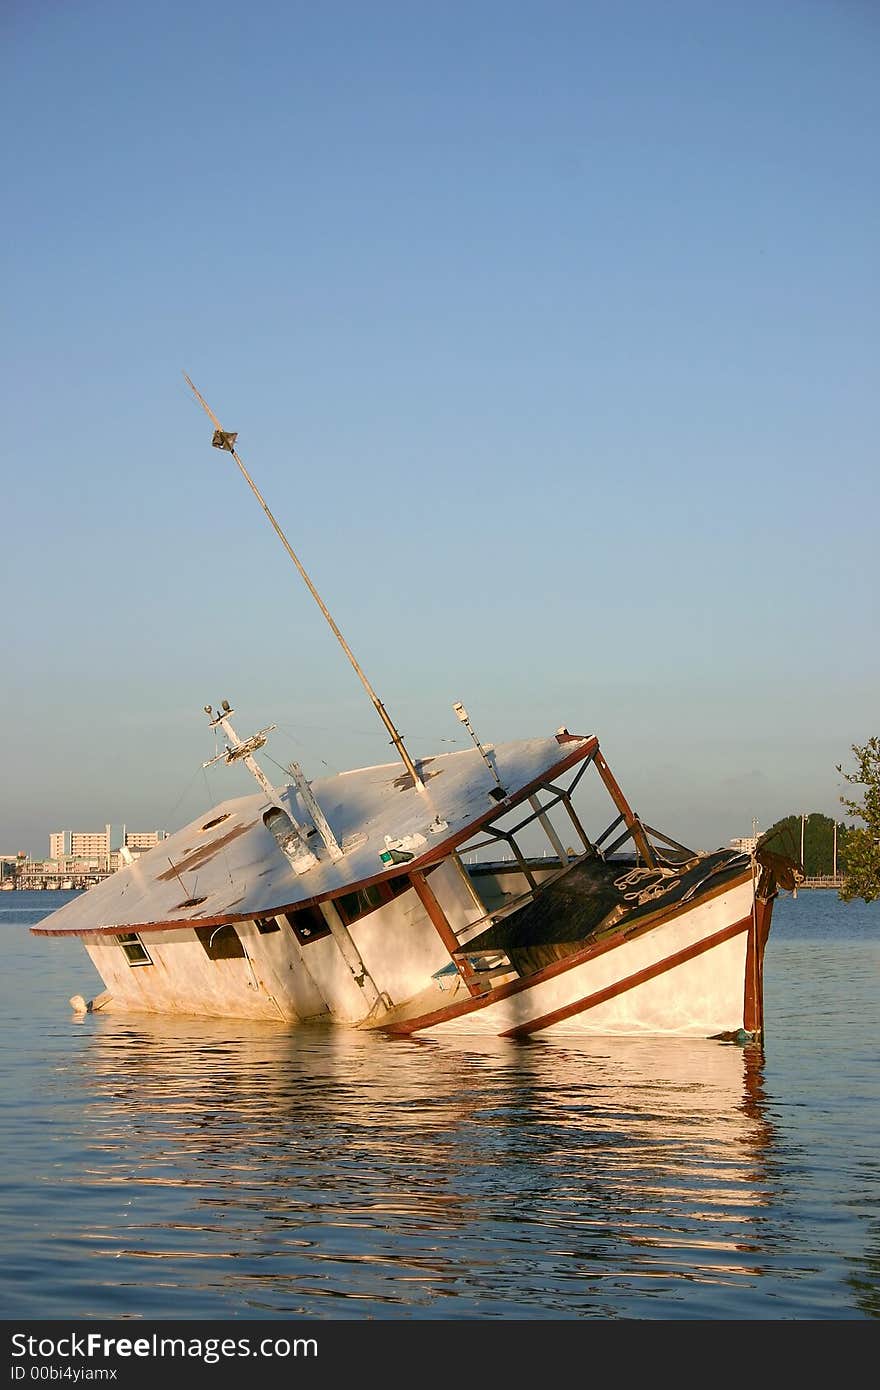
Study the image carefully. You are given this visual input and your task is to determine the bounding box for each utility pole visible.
[833,819,838,880]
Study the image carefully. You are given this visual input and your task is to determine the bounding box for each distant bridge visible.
[800,875,844,890]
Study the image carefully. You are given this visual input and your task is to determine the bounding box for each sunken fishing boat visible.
[32,379,797,1040]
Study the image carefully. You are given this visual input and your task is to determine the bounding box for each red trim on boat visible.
[410,871,482,997]
[592,751,654,867]
[743,894,774,1036]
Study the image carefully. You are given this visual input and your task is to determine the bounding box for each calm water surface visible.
[0,890,877,1320]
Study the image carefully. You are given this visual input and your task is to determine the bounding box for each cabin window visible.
[194,924,246,960]
[334,874,412,924]
[338,883,385,922]
[118,932,152,966]
[284,905,332,946]
[255,916,281,935]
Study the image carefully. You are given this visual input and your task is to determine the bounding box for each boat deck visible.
[32,732,598,938]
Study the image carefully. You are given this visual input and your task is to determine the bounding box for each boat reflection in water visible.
[62,1018,780,1317]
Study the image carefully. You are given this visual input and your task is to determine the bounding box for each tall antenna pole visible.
[183,374,425,791]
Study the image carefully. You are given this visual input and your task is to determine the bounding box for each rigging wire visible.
[202,764,235,887]
[263,751,298,779]
[272,717,463,744]
[271,725,338,773]
[160,762,212,834]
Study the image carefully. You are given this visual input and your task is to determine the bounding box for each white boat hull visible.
[383,877,760,1038]
[62,855,773,1041]
[32,729,784,1042]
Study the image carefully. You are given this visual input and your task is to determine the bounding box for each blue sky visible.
[3,0,877,856]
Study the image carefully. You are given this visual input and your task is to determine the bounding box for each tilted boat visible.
[32,380,797,1040]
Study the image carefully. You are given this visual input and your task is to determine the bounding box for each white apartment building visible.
[49,831,68,860]
[123,830,162,851]
[729,836,760,856]
[47,827,166,869]
[70,826,112,862]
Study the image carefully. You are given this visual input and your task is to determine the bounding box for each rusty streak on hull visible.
[155,821,257,880]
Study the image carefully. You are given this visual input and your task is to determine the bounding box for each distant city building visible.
[123,829,162,851]
[70,826,112,863]
[16,827,169,886]
[730,836,760,855]
[49,831,68,860]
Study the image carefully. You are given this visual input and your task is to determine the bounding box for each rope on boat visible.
[614,865,681,904]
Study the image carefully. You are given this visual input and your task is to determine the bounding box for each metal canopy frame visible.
[459,747,692,878]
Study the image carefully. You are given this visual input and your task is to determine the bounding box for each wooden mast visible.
[183,374,425,791]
